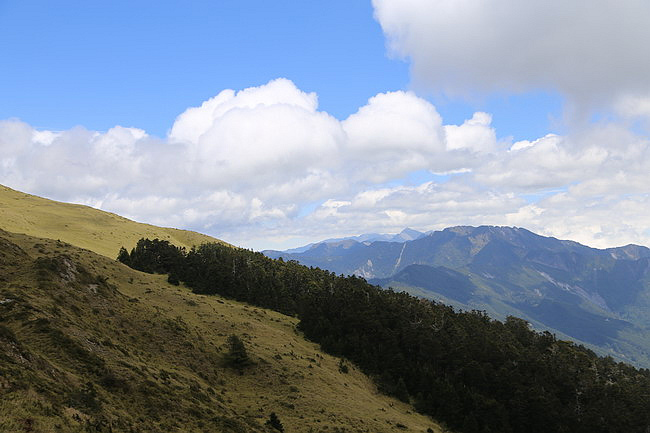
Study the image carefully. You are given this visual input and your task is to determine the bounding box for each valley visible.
[265,226,650,367]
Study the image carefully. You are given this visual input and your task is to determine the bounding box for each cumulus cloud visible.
[372,0,650,111]
[0,121,155,197]
[343,90,447,182]
[0,80,484,239]
[444,112,497,153]
[169,78,345,193]
[504,193,650,249]
[343,91,444,155]
[2,78,650,250]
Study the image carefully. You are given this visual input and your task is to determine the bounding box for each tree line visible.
[118,239,650,433]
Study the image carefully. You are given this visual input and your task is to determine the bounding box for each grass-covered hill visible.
[0,228,444,432]
[0,184,223,259]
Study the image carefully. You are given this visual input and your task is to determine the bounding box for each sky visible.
[1,0,650,250]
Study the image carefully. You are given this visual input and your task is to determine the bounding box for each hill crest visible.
[0,184,224,259]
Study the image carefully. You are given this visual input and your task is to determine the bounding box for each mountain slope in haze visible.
[264,228,426,257]
[0,228,444,433]
[0,184,224,259]
[266,226,650,366]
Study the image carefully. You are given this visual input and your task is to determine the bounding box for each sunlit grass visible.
[0,229,446,432]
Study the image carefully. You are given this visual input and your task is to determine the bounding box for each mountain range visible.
[275,227,427,254]
[264,225,650,366]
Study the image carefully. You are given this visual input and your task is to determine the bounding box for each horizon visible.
[7,181,647,252]
[2,1,650,251]
[208,225,650,253]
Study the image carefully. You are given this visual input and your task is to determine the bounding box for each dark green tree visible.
[394,377,410,403]
[225,334,251,372]
[116,247,131,266]
[167,273,180,286]
[265,412,284,432]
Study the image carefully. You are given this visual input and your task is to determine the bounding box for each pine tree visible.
[225,334,251,372]
[394,377,410,403]
[116,247,131,265]
[265,412,284,432]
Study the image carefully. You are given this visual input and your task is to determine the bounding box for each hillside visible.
[0,228,444,432]
[265,226,650,367]
[119,235,650,433]
[0,184,223,259]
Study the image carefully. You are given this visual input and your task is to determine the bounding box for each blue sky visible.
[1,1,649,250]
[1,1,561,139]
[1,1,407,133]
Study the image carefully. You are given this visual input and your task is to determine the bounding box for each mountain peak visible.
[443,225,475,236]
[400,227,422,236]
[442,225,537,242]
[394,227,425,241]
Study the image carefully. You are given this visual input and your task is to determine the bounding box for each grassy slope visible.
[0,229,446,433]
[0,184,224,259]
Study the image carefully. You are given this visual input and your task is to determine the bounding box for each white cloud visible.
[343,90,444,156]
[32,130,60,146]
[4,80,476,242]
[475,133,610,190]
[2,79,650,251]
[342,90,447,182]
[169,78,345,192]
[504,193,650,249]
[444,112,497,153]
[169,78,319,145]
[372,0,650,110]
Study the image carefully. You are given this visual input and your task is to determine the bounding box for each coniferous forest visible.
[119,238,650,433]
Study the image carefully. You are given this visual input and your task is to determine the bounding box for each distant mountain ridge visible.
[263,225,650,366]
[264,227,426,256]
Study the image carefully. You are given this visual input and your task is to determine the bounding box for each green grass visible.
[0,229,447,433]
[0,184,226,259]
